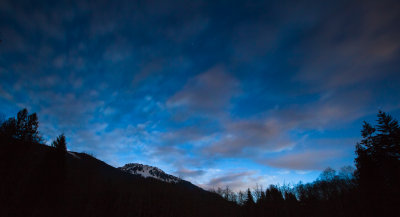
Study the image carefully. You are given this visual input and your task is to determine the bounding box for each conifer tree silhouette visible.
[244,188,255,207]
[0,108,42,143]
[355,111,400,216]
[51,134,67,152]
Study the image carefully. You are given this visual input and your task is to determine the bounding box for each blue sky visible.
[1,0,400,191]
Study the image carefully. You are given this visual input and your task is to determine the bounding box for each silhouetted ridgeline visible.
[0,109,238,217]
[1,109,399,217]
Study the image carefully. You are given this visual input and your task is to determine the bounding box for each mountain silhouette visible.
[0,139,238,217]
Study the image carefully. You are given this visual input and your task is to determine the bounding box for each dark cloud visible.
[200,171,277,192]
[200,87,375,157]
[203,171,255,190]
[203,119,293,156]
[294,0,400,92]
[174,168,206,179]
[262,150,344,171]
[160,126,214,146]
[167,66,239,114]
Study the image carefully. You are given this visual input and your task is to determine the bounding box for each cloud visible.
[294,0,400,91]
[70,121,158,166]
[132,59,165,85]
[203,118,294,156]
[38,92,103,127]
[199,170,277,192]
[160,125,215,146]
[262,149,344,171]
[0,85,14,101]
[167,66,239,114]
[174,167,206,179]
[200,87,372,157]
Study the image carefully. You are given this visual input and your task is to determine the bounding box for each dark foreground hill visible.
[0,139,239,217]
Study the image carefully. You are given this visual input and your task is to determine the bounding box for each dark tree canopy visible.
[0,108,42,143]
[0,118,17,139]
[354,111,400,216]
[52,133,67,152]
[244,188,255,207]
[265,185,284,202]
[318,167,336,181]
[355,111,400,191]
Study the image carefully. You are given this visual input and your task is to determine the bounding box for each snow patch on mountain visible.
[68,151,81,159]
[119,163,181,183]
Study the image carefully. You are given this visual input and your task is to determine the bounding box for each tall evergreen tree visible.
[355,111,400,216]
[244,188,255,207]
[355,111,400,190]
[52,134,67,152]
[265,185,284,202]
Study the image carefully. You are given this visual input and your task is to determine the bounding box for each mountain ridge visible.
[0,139,237,217]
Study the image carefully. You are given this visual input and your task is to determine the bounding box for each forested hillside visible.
[0,110,238,217]
[0,140,239,217]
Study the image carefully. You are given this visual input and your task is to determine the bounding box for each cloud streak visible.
[167,66,239,115]
[261,150,344,171]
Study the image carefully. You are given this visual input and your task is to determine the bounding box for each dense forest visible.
[1,109,399,217]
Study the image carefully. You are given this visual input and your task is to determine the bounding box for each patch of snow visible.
[68,152,81,159]
[119,163,181,183]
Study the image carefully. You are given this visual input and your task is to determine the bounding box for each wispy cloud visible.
[174,167,206,179]
[199,170,278,192]
[261,149,344,171]
[167,66,239,115]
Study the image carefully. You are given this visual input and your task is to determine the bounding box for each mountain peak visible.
[118,163,181,183]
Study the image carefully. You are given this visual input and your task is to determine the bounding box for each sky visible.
[1,0,400,191]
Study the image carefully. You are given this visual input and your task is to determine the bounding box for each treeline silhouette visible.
[211,111,400,217]
[212,166,358,217]
[1,109,399,217]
